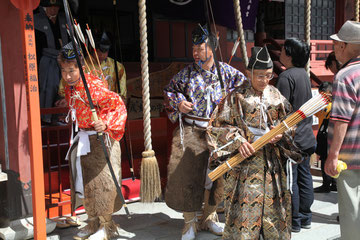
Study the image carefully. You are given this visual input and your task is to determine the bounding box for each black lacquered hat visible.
[95,32,111,53]
[247,46,273,70]
[61,42,80,59]
[40,0,62,7]
[192,24,209,45]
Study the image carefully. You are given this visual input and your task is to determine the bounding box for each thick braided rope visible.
[305,0,311,76]
[356,0,360,22]
[138,0,152,151]
[233,0,248,68]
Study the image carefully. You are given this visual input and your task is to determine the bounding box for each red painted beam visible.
[18,7,46,240]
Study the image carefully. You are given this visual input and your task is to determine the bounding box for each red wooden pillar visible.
[20,10,46,240]
[21,11,46,240]
[9,0,46,239]
[335,0,355,32]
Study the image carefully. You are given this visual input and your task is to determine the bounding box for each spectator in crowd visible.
[276,38,316,233]
[325,20,360,240]
[314,82,335,193]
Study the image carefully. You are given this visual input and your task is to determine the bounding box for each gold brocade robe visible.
[207,81,301,239]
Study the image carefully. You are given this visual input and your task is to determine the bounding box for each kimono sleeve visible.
[93,82,127,141]
[163,69,188,123]
[225,63,246,90]
[117,61,127,100]
[274,88,296,137]
[274,89,303,163]
[58,78,66,98]
[206,91,247,161]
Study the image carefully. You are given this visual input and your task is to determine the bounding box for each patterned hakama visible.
[222,148,291,239]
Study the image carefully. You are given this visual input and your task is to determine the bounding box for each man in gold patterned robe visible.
[207,47,302,239]
[87,32,127,101]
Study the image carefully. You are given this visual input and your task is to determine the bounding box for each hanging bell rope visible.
[138,0,161,203]
[305,0,311,76]
[356,0,360,22]
[233,0,248,69]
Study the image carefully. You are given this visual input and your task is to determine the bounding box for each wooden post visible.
[19,9,46,240]
[356,0,360,22]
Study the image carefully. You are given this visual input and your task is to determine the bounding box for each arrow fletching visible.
[86,24,96,49]
[231,37,240,57]
[74,19,86,44]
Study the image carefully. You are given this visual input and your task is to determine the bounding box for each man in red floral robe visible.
[58,43,127,240]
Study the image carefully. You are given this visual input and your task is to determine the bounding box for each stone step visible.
[0,217,56,240]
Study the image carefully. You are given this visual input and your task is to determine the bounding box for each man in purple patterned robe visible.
[163,24,245,240]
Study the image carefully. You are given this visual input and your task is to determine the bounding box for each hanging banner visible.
[213,0,260,31]
[151,0,259,30]
[169,0,192,5]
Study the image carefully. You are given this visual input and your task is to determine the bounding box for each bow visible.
[62,0,130,218]
[204,0,225,98]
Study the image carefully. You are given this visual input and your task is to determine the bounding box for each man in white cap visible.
[325,20,360,240]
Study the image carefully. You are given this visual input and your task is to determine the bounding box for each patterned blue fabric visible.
[164,62,246,123]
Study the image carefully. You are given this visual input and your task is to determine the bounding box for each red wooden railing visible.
[40,107,73,218]
[309,40,334,61]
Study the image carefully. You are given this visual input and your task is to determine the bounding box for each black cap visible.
[191,24,218,49]
[95,32,111,53]
[247,46,273,70]
[192,24,209,45]
[40,0,62,7]
[61,42,80,59]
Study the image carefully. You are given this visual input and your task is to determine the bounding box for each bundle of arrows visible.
[208,92,330,181]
